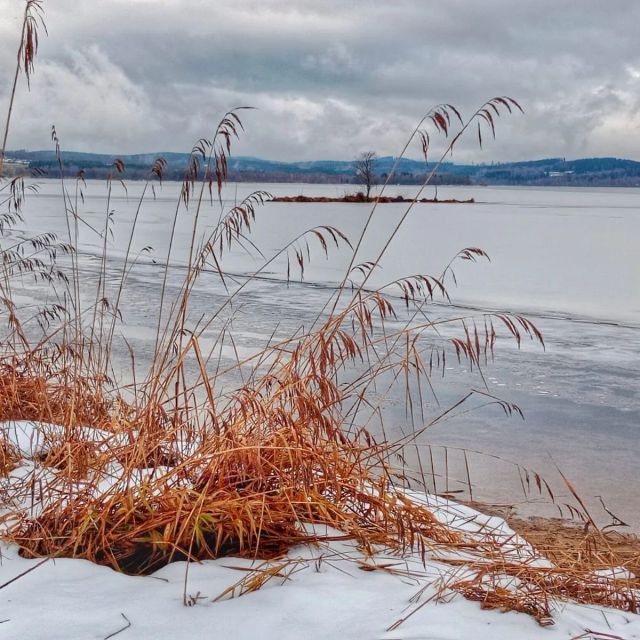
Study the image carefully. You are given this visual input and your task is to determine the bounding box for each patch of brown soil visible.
[467,501,640,586]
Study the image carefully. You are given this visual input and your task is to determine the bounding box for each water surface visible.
[13,180,640,529]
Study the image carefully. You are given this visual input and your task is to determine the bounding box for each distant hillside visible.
[5,151,640,186]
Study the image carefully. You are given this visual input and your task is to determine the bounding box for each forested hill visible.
[5,151,640,186]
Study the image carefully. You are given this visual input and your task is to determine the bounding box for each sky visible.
[1,0,639,162]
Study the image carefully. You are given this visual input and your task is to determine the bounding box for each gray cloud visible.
[1,0,639,161]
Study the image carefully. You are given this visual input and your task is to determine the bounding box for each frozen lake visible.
[12,179,640,529]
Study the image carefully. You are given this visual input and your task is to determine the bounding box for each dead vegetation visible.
[0,1,637,629]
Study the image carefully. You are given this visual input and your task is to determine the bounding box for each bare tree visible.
[354,151,377,199]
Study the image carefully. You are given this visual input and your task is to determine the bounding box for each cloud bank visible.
[1,0,639,161]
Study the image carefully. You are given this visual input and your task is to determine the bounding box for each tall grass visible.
[0,1,637,625]
[0,0,45,177]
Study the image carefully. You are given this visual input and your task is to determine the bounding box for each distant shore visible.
[6,151,640,187]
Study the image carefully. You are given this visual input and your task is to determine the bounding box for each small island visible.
[270,192,475,203]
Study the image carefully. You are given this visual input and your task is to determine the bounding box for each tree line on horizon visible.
[4,149,640,186]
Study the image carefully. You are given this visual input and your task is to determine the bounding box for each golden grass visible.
[1,324,463,574]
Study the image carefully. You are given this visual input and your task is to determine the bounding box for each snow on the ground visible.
[1,421,640,639]
[1,420,113,457]
[2,522,639,640]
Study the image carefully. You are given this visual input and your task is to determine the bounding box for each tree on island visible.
[354,151,378,199]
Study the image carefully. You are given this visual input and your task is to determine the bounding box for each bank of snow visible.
[1,420,640,639]
[1,501,639,639]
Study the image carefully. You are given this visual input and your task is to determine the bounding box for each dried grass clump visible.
[448,559,640,624]
[446,559,638,625]
[2,316,464,574]
[0,355,115,428]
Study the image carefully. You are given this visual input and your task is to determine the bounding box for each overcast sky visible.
[1,0,639,162]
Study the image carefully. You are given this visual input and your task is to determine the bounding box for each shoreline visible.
[466,499,640,583]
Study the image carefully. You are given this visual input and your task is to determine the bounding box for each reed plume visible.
[0,0,46,177]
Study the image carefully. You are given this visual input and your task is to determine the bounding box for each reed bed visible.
[0,1,637,628]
